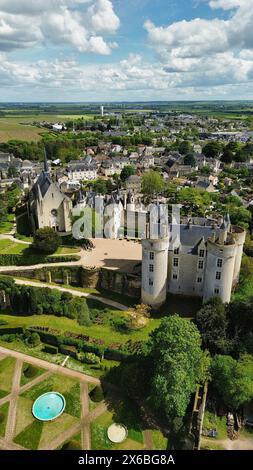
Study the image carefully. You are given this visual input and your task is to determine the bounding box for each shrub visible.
[32,227,61,255]
[23,364,39,379]
[110,317,131,333]
[61,440,82,451]
[89,386,104,403]
[77,352,100,365]
[43,344,58,354]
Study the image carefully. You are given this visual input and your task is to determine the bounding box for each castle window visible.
[149,264,154,273]
[150,252,154,260]
[216,272,222,280]
[149,279,154,286]
[214,288,220,295]
[197,277,203,283]
[173,258,179,267]
[217,259,223,268]
[199,249,205,258]
[198,260,204,270]
[173,274,178,280]
[174,247,179,255]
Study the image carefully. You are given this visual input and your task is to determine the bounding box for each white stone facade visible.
[141,220,246,308]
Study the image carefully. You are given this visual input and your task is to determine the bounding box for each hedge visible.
[28,327,130,361]
[0,254,80,266]
[43,344,59,354]
[0,327,24,335]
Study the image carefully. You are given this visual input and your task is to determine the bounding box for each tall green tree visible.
[149,315,205,418]
[120,165,135,182]
[32,227,61,255]
[196,298,232,354]
[141,170,164,197]
[211,354,253,410]
[203,142,223,159]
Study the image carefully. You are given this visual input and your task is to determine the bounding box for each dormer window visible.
[174,247,179,255]
[199,249,205,258]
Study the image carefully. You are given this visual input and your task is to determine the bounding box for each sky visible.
[0,0,253,101]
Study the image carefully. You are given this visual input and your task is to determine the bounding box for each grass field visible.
[0,215,15,235]
[0,114,96,142]
[0,356,16,397]
[0,238,80,256]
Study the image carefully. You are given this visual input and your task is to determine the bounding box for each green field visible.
[0,114,96,142]
[0,215,15,235]
[0,239,80,256]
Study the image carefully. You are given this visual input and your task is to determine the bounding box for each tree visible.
[120,165,135,182]
[141,170,164,197]
[149,315,205,418]
[211,354,253,410]
[203,142,223,159]
[196,298,232,354]
[178,141,193,155]
[221,149,233,164]
[184,153,196,167]
[229,206,251,229]
[32,227,61,255]
[67,297,90,325]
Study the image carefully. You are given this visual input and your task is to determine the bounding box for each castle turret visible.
[232,226,246,284]
[203,222,244,304]
[141,225,169,308]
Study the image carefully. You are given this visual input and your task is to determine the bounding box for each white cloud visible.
[0,0,120,54]
[143,0,253,92]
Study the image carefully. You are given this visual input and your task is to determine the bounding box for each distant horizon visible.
[1,100,253,105]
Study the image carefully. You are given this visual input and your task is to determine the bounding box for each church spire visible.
[44,148,49,173]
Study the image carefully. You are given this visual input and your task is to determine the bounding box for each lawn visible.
[0,309,160,347]
[0,214,15,235]
[91,410,145,451]
[151,429,168,450]
[20,362,46,386]
[0,239,28,254]
[0,356,16,396]
[203,410,227,440]
[0,402,10,437]
[14,372,81,449]
[0,239,80,256]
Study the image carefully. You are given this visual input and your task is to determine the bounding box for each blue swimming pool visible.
[32,392,66,421]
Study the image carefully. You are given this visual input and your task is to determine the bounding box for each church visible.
[28,155,73,233]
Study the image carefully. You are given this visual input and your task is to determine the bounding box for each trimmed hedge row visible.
[0,327,24,335]
[0,254,80,266]
[28,327,130,362]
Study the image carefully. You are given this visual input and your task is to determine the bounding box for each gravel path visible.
[13,278,129,311]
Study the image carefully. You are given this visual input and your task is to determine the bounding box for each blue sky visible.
[0,0,252,101]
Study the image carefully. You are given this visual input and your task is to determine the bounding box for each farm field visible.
[0,114,96,142]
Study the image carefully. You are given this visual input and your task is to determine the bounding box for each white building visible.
[141,215,246,308]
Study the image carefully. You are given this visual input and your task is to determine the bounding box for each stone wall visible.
[2,265,141,299]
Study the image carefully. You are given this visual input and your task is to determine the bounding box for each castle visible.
[141,214,246,308]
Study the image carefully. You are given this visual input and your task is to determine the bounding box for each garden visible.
[0,352,168,451]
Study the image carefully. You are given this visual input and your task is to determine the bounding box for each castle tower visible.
[127,192,135,212]
[141,225,169,308]
[232,226,246,284]
[203,224,238,304]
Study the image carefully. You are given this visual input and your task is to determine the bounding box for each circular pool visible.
[107,424,128,444]
[32,392,66,422]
